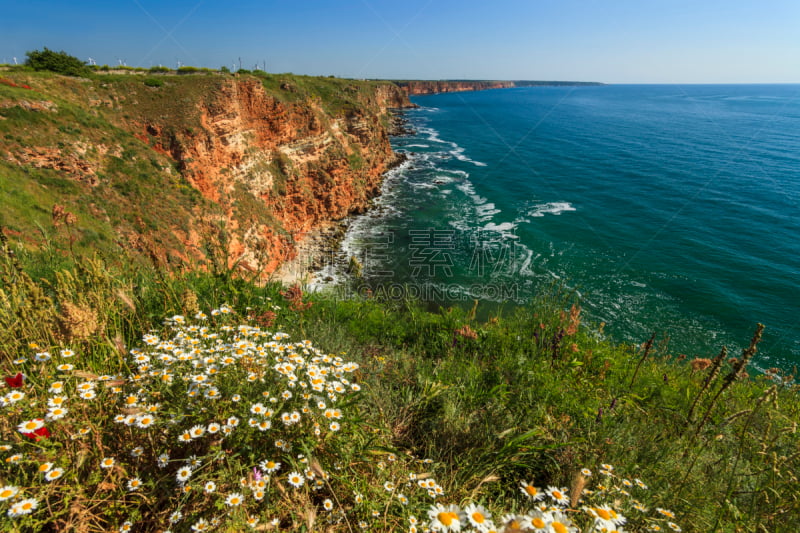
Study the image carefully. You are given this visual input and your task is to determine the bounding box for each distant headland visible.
[392,79,604,95]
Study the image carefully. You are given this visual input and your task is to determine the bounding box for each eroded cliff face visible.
[134,77,412,274]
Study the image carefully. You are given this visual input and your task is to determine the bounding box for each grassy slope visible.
[300,286,800,529]
[0,73,208,265]
[2,231,797,531]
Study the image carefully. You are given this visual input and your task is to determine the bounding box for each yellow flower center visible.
[39,464,50,472]
[525,485,538,496]
[472,512,485,523]
[531,518,546,528]
[553,490,563,500]
[595,508,611,520]
[553,522,568,533]
[1,489,12,498]
[22,502,33,510]
[438,512,458,526]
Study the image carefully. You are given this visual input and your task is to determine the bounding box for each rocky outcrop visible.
[0,99,57,112]
[133,77,412,274]
[5,142,122,186]
[10,147,96,184]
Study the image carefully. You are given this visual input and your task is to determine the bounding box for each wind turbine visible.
[13,57,17,65]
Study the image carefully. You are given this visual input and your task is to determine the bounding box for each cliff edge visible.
[0,72,412,276]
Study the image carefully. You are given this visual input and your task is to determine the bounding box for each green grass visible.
[0,73,225,264]
[3,223,797,532]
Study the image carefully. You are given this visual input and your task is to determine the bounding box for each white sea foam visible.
[483,221,518,233]
[440,169,470,179]
[419,127,448,144]
[449,146,488,167]
[475,202,501,221]
[526,202,577,217]
[455,182,487,205]
[417,127,487,166]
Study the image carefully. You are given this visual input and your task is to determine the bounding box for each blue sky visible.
[1,0,798,83]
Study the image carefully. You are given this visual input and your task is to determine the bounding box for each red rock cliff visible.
[136,77,412,274]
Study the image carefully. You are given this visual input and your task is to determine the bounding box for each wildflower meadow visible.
[1,230,799,532]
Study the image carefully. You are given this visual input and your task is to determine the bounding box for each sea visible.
[322,85,800,370]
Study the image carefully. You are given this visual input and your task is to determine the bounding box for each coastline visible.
[274,110,413,286]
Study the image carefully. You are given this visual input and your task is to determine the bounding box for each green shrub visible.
[24,48,91,77]
[143,78,163,88]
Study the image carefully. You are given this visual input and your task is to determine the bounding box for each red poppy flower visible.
[22,426,51,441]
[3,373,24,388]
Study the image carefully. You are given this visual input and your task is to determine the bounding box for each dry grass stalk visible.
[570,473,587,508]
[180,288,200,316]
[455,324,478,340]
[690,358,712,373]
[58,300,100,342]
[629,332,656,389]
[565,304,581,336]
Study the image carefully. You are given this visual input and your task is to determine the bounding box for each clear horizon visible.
[1,0,799,84]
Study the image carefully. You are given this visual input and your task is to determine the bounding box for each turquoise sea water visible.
[337,85,800,369]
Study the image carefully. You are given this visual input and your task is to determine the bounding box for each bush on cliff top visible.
[25,48,91,77]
